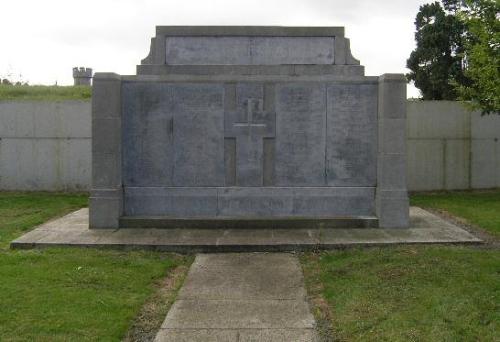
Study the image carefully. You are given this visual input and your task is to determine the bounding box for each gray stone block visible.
[92,75,121,119]
[378,74,406,119]
[165,36,335,65]
[379,118,406,154]
[124,187,218,217]
[137,64,365,77]
[275,83,326,186]
[89,193,122,229]
[172,85,225,186]
[377,153,407,190]
[122,82,225,187]
[376,191,410,228]
[218,187,295,217]
[92,152,121,188]
[91,118,120,154]
[326,83,377,186]
[156,25,345,37]
[292,187,375,217]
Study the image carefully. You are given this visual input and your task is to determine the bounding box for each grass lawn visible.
[0,85,91,101]
[302,246,499,341]
[0,192,190,341]
[411,189,500,237]
[302,190,500,341]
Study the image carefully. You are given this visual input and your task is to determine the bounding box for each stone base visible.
[119,216,379,229]
[11,207,482,252]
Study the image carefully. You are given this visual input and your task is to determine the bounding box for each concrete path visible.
[11,207,481,251]
[154,253,317,342]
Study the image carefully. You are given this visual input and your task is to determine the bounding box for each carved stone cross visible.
[225,97,275,186]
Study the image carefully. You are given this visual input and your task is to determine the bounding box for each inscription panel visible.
[172,84,225,186]
[326,83,378,186]
[123,82,174,186]
[165,36,335,65]
[122,82,225,188]
[275,83,327,186]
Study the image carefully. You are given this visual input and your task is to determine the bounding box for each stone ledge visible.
[10,207,482,252]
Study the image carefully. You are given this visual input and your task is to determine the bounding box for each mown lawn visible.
[302,190,500,341]
[0,85,91,101]
[302,246,499,341]
[411,189,500,237]
[0,192,189,341]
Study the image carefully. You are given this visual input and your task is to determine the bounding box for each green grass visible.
[0,85,91,101]
[0,193,189,341]
[301,246,500,341]
[411,190,500,237]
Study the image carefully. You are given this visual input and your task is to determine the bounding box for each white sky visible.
[0,0,429,97]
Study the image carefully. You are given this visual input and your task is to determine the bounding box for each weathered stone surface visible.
[165,36,335,65]
[122,82,225,187]
[275,83,326,186]
[326,83,378,186]
[90,26,410,229]
[123,186,375,218]
[10,207,482,251]
[124,187,218,217]
[179,253,306,300]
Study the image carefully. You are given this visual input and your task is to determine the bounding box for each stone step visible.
[119,216,379,229]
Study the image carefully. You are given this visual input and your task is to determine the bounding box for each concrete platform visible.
[10,207,481,251]
[154,253,317,342]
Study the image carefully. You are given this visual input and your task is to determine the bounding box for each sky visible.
[0,0,430,97]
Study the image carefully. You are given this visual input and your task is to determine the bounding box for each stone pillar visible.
[89,73,122,228]
[73,67,93,86]
[376,74,410,228]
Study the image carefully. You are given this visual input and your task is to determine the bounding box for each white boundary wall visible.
[407,101,500,191]
[0,101,90,191]
[0,100,498,191]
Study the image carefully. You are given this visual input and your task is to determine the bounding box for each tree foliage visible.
[407,1,470,100]
[457,0,499,114]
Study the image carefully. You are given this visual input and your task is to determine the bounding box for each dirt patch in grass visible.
[123,255,194,342]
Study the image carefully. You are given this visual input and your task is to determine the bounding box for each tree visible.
[457,0,499,114]
[407,1,470,100]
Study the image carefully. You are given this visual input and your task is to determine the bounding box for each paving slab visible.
[10,207,481,251]
[179,254,306,300]
[155,253,317,341]
[154,328,316,342]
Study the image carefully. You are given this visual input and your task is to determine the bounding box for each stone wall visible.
[0,100,91,191]
[0,100,498,192]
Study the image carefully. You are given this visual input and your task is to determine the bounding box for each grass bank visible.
[0,192,190,341]
[302,190,500,341]
[0,85,91,101]
[302,246,499,341]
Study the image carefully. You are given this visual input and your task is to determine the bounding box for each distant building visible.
[73,67,93,86]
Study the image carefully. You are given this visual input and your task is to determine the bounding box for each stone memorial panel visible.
[91,26,409,229]
[165,36,335,65]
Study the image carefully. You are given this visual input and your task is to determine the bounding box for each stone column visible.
[376,74,410,228]
[89,73,123,228]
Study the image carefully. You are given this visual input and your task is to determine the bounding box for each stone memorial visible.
[90,26,409,229]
